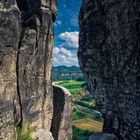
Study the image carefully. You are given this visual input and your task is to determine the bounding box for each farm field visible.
[73,118,103,132]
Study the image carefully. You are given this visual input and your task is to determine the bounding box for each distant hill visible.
[52,66,84,81]
[52,66,81,73]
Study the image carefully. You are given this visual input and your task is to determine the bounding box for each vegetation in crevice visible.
[16,120,33,140]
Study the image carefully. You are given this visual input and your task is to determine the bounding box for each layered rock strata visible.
[78,0,140,139]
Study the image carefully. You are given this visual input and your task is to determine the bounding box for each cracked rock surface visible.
[0,1,21,139]
[0,0,72,140]
[78,0,140,140]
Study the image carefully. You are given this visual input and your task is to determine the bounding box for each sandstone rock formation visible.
[78,0,140,140]
[0,0,72,140]
[0,1,21,139]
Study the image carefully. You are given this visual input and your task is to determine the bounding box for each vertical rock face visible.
[0,0,21,139]
[0,0,72,140]
[78,0,140,140]
[51,85,72,140]
[16,1,57,139]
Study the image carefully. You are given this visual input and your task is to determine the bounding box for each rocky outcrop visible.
[0,1,71,140]
[78,0,140,140]
[51,85,72,140]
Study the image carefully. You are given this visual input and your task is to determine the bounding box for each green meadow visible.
[57,80,84,94]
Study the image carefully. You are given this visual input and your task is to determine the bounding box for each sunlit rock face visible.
[0,0,21,139]
[0,1,70,140]
[16,1,56,139]
[78,0,140,139]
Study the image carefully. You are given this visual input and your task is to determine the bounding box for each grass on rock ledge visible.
[16,120,33,140]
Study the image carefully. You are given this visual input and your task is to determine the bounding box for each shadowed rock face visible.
[0,1,71,140]
[78,0,140,140]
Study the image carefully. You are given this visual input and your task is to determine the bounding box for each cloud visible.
[59,31,79,49]
[57,20,62,25]
[53,31,79,66]
[63,4,66,8]
[53,47,78,66]
[54,20,62,27]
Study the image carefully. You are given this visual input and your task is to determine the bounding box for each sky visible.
[53,0,83,66]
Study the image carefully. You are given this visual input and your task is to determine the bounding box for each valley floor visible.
[55,80,103,140]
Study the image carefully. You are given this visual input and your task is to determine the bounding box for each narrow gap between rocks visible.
[52,1,104,140]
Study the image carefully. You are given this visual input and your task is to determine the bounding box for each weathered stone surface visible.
[89,133,118,140]
[0,0,71,140]
[0,1,73,140]
[51,85,72,140]
[16,1,56,139]
[0,1,21,139]
[78,0,140,140]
